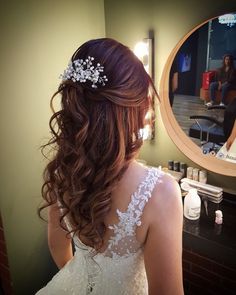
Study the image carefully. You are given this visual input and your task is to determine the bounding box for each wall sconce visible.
[134,38,154,78]
[134,35,155,140]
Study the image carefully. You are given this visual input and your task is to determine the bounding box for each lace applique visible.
[36,167,164,295]
[106,167,163,258]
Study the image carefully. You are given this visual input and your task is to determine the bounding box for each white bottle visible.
[184,188,201,220]
[215,210,223,224]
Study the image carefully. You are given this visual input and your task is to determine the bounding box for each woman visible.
[37,38,183,295]
[206,54,236,107]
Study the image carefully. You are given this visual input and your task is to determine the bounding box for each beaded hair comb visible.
[60,56,108,88]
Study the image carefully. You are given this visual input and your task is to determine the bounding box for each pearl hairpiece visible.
[60,56,108,88]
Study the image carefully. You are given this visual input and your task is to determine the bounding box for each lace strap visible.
[125,167,164,227]
[108,167,164,248]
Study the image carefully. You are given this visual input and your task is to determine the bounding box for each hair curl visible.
[38,38,158,250]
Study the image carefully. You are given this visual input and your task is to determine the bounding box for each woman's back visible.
[36,163,166,294]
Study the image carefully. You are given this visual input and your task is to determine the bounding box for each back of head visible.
[40,38,157,249]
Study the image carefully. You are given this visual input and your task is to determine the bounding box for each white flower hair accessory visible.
[60,56,108,89]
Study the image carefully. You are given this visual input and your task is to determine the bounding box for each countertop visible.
[182,192,236,269]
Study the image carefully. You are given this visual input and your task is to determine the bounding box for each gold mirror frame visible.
[159,17,236,177]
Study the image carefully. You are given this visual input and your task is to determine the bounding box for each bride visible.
[36,38,184,295]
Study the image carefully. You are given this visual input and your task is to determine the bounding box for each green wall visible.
[105,0,236,191]
[0,0,105,293]
[1,0,236,294]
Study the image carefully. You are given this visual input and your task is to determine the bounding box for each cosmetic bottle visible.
[180,162,187,177]
[187,167,193,179]
[192,168,199,181]
[184,188,201,220]
[199,170,207,184]
[173,161,180,172]
[215,210,223,224]
[168,160,174,170]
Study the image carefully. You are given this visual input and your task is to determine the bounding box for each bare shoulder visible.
[143,172,184,294]
[144,172,183,226]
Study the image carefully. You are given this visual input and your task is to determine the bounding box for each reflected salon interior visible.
[0,1,236,295]
[170,14,236,163]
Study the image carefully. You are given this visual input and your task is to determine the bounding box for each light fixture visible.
[134,38,153,77]
[218,13,236,27]
[139,124,152,140]
[134,35,155,140]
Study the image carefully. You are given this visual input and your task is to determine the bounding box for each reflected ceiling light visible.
[218,13,236,27]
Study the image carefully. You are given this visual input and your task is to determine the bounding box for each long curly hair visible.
[39,38,157,250]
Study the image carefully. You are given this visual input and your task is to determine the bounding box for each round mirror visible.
[160,13,236,176]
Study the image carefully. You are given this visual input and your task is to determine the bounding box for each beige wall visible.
[105,0,236,190]
[0,0,105,293]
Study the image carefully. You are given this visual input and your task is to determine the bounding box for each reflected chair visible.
[189,105,226,154]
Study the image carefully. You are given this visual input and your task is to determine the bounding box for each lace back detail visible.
[104,167,164,258]
[37,167,165,295]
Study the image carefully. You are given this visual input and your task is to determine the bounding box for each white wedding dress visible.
[36,167,164,295]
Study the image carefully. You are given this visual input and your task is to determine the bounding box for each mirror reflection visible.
[170,13,236,164]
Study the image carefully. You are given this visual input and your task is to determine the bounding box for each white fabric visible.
[36,167,164,295]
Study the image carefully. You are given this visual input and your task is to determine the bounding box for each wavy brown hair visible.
[39,38,158,250]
